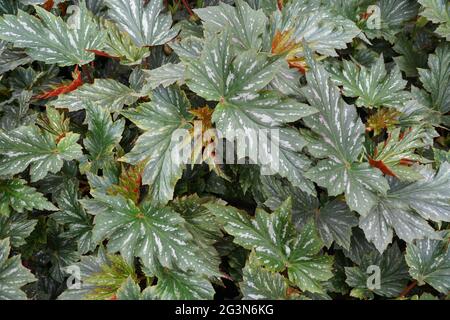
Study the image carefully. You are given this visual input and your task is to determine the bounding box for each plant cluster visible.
[0,0,449,300]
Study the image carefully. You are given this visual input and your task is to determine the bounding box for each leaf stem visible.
[399,280,417,298]
[181,0,194,16]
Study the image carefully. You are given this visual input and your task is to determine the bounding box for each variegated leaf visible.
[405,233,450,294]
[194,0,267,50]
[82,103,125,173]
[52,181,95,254]
[0,1,105,66]
[121,85,194,205]
[144,63,185,89]
[0,214,37,247]
[0,178,57,215]
[82,192,219,277]
[100,20,150,65]
[105,0,177,47]
[418,0,450,40]
[51,79,142,112]
[329,56,410,109]
[0,238,36,300]
[206,199,333,293]
[302,52,389,215]
[240,254,289,300]
[256,175,357,250]
[273,1,361,57]
[0,126,83,182]
[360,163,450,253]
[418,43,450,114]
[152,264,215,300]
[345,242,409,299]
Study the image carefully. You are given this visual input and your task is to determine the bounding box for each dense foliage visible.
[0,0,449,300]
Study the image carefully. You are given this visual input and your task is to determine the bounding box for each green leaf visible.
[206,199,333,293]
[330,56,410,108]
[194,0,268,51]
[105,0,177,47]
[392,35,428,77]
[0,214,37,247]
[169,36,203,60]
[370,126,431,181]
[169,195,222,272]
[287,220,334,294]
[82,103,125,173]
[418,43,450,114]
[0,41,32,75]
[273,1,362,57]
[58,249,136,300]
[51,79,142,112]
[0,178,57,215]
[121,85,194,205]
[345,242,410,299]
[153,265,215,300]
[0,238,35,300]
[52,182,95,254]
[240,254,289,300]
[405,234,450,294]
[302,51,389,215]
[144,63,186,89]
[360,163,450,253]
[418,0,450,40]
[206,200,294,272]
[185,31,282,101]
[364,0,419,42]
[0,1,105,66]
[256,175,357,250]
[0,125,83,182]
[117,276,154,300]
[82,192,219,276]
[186,32,317,194]
[100,20,150,65]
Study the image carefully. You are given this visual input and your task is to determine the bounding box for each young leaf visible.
[58,249,136,300]
[82,103,125,173]
[99,20,150,66]
[116,276,154,300]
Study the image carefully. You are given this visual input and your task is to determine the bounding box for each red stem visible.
[277,0,283,11]
[181,0,194,16]
[399,280,417,298]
